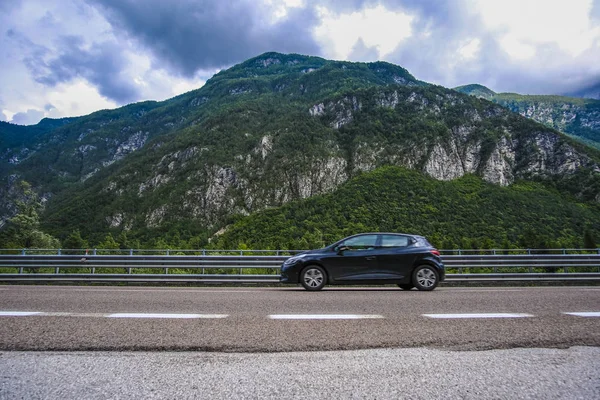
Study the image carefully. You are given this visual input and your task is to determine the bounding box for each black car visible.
[280,233,445,291]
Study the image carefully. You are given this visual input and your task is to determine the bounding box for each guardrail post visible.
[55,248,61,274]
[93,248,97,256]
[126,249,133,274]
[21,248,26,256]
[19,248,25,273]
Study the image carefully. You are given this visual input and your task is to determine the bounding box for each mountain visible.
[0,118,78,168]
[1,52,599,248]
[453,84,496,100]
[454,85,600,150]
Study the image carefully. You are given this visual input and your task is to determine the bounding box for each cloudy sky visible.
[1,0,599,125]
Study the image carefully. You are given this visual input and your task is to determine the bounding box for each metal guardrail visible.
[0,252,599,283]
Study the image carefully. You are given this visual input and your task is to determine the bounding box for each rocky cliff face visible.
[454,85,600,150]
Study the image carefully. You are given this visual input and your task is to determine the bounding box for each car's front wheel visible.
[412,265,439,291]
[300,265,327,291]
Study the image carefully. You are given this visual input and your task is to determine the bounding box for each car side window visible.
[380,235,410,248]
[341,235,378,251]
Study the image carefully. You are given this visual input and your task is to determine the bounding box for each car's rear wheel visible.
[397,284,414,291]
[412,265,439,291]
[300,265,326,291]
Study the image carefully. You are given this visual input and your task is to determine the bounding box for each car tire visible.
[300,265,327,291]
[397,284,414,291]
[412,265,439,291]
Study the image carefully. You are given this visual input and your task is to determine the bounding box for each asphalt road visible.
[0,285,598,351]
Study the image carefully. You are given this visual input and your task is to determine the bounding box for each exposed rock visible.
[77,145,97,156]
[190,97,208,107]
[309,103,325,116]
[255,136,273,159]
[146,205,168,228]
[77,129,94,142]
[113,131,149,161]
[229,87,252,95]
[424,142,467,180]
[106,213,124,228]
[376,91,400,109]
[257,57,281,67]
[481,136,515,186]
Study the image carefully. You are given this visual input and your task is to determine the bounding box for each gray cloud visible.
[566,79,600,99]
[88,0,322,77]
[0,111,6,122]
[0,0,22,13]
[11,109,44,125]
[23,35,140,103]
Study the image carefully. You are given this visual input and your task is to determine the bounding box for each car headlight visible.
[284,254,308,265]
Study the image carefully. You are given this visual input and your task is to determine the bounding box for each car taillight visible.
[430,250,440,256]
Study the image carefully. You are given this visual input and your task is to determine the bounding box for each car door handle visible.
[365,256,376,261]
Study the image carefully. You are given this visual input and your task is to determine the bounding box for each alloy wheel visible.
[414,266,438,291]
[304,268,324,288]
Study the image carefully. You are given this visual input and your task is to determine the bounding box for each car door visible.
[324,234,379,281]
[375,234,416,280]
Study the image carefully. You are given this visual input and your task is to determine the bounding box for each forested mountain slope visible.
[215,167,600,250]
[0,53,598,247]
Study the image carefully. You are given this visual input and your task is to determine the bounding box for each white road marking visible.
[10,288,255,293]
[0,311,42,316]
[107,313,228,319]
[563,312,600,317]
[269,314,384,320]
[423,313,534,319]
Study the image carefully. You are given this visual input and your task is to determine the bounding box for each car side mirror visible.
[337,245,350,254]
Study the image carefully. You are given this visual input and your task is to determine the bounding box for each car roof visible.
[351,232,420,237]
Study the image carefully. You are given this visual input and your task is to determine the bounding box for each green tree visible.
[62,230,89,254]
[96,233,120,253]
[0,181,60,249]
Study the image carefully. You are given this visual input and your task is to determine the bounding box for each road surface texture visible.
[1,347,599,399]
[1,285,599,399]
[0,286,598,351]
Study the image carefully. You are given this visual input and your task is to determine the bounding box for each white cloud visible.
[44,80,118,117]
[473,0,599,57]
[499,35,536,60]
[458,38,481,60]
[314,5,413,60]
[266,0,305,20]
